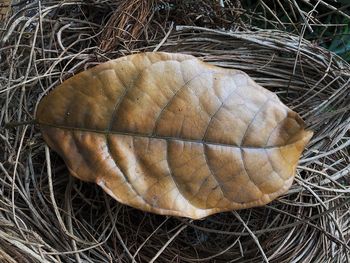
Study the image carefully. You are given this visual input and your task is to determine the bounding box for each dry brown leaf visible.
[36,52,313,219]
[0,0,11,21]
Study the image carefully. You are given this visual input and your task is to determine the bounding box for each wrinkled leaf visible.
[36,52,313,219]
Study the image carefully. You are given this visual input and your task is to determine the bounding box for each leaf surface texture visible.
[37,52,313,219]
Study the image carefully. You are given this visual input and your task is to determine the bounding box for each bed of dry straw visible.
[0,1,349,262]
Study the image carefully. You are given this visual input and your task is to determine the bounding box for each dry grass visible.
[0,1,349,262]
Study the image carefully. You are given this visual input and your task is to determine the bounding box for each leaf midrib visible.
[38,122,293,150]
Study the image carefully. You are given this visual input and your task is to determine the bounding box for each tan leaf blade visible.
[0,0,11,21]
[36,52,313,219]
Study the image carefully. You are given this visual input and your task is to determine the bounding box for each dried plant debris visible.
[0,0,10,21]
[0,1,349,262]
[36,52,312,219]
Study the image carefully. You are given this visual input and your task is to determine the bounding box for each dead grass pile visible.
[0,1,349,262]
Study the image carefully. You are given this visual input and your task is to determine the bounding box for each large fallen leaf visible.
[36,52,313,219]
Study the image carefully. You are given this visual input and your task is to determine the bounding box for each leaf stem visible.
[3,120,37,129]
